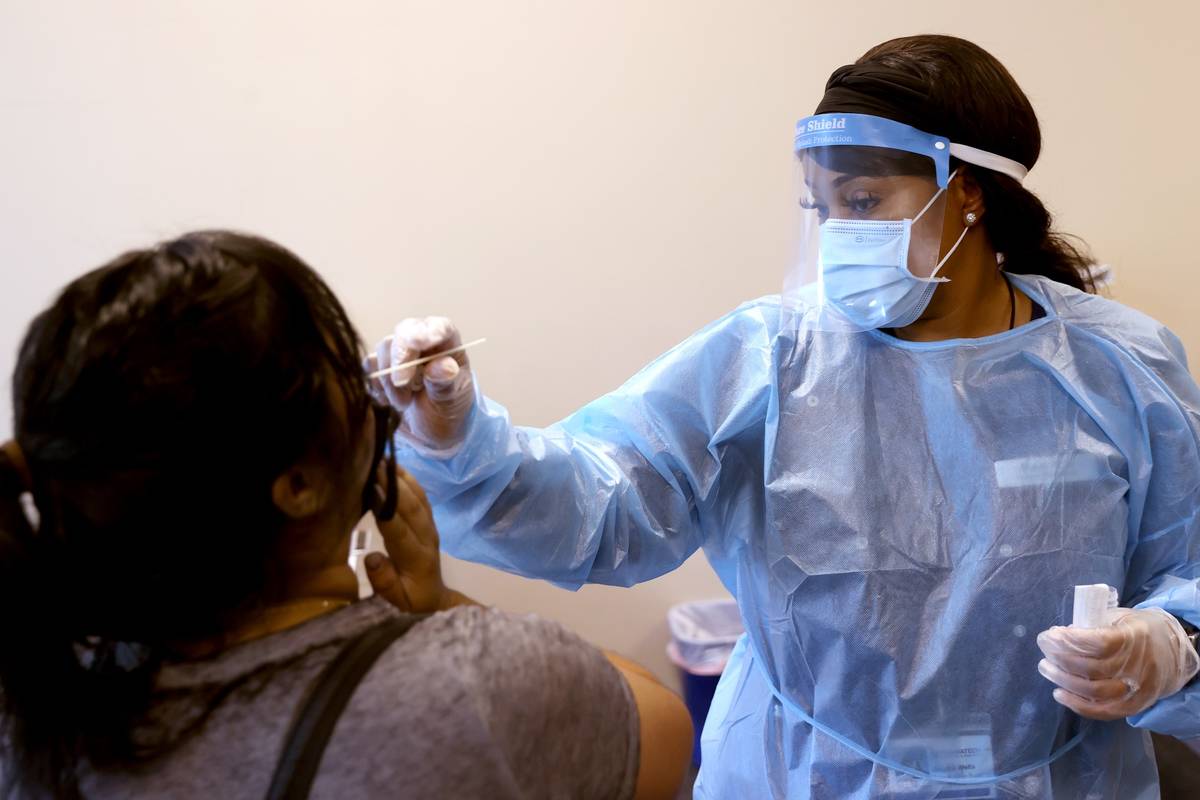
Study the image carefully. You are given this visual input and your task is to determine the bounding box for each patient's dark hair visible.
[0,231,367,798]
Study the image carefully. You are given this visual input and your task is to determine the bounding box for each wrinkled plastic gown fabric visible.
[396,275,1200,799]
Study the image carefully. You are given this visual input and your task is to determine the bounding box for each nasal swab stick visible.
[368,338,487,379]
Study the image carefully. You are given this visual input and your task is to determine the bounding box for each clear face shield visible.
[786,114,962,332]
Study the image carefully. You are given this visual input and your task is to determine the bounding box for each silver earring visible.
[965,212,978,226]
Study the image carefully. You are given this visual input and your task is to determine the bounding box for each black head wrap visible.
[813,63,1033,170]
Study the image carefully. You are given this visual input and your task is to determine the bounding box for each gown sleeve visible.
[394,299,778,589]
[1118,328,1200,738]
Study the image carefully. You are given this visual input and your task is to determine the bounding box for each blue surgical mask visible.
[818,172,968,330]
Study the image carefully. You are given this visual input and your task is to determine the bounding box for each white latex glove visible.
[367,316,475,449]
[1037,607,1200,720]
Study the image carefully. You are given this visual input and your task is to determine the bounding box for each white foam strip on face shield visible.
[948,142,1029,183]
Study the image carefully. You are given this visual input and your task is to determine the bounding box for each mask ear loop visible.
[929,224,971,279]
[912,168,968,281]
[911,168,958,226]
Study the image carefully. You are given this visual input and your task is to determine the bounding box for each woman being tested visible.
[0,231,692,799]
[371,35,1200,798]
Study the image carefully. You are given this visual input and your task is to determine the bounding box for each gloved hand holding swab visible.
[366,317,480,449]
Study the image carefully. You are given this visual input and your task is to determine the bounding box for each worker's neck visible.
[894,249,1017,343]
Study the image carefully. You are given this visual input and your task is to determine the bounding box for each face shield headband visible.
[795,113,1028,186]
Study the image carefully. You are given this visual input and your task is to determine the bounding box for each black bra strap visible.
[266,614,426,800]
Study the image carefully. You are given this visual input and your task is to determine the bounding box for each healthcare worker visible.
[369,35,1200,798]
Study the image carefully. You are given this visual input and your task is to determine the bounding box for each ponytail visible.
[0,446,159,799]
[1,443,76,798]
[973,169,1096,293]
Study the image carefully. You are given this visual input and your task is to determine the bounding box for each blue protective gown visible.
[395,275,1200,799]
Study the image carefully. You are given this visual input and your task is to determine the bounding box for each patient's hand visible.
[365,465,459,613]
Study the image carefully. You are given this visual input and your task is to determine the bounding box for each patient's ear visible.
[271,465,327,520]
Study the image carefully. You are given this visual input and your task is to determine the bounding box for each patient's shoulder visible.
[317,604,640,799]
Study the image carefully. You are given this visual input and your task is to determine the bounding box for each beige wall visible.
[2,1,1198,686]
